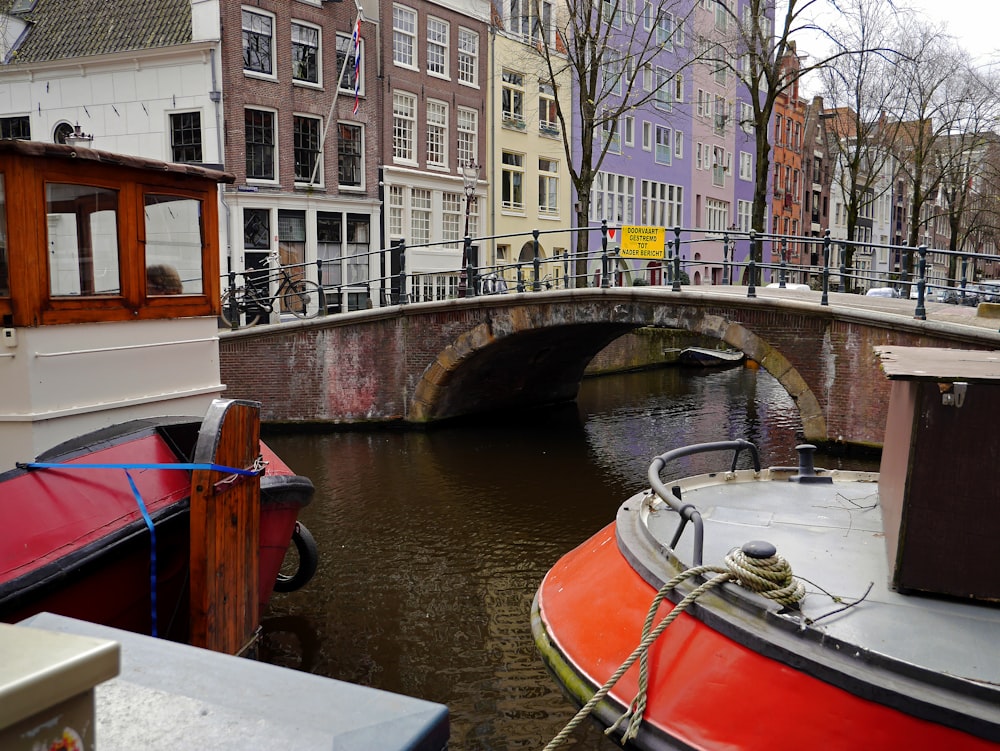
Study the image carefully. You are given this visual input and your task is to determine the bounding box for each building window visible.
[278,210,306,269]
[293,115,321,183]
[242,9,274,76]
[337,32,364,95]
[392,91,416,162]
[411,188,431,246]
[655,67,672,110]
[338,123,363,187]
[169,112,202,164]
[654,125,671,165]
[457,27,478,85]
[0,116,30,140]
[674,131,683,158]
[642,121,652,151]
[292,22,320,84]
[640,180,683,228]
[501,70,525,127]
[624,116,634,147]
[393,4,417,68]
[245,109,275,180]
[538,157,559,216]
[590,171,635,225]
[426,100,448,168]
[602,118,621,153]
[507,0,552,43]
[427,17,449,78]
[244,208,270,250]
[443,192,462,248]
[706,198,729,233]
[539,82,559,135]
[737,199,752,232]
[501,151,524,210]
[388,185,404,237]
[739,150,752,181]
[457,107,478,168]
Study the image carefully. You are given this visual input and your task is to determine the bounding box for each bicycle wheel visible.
[281,279,324,319]
[219,287,262,327]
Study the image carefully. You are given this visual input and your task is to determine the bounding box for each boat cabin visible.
[876,346,1000,602]
[0,140,233,470]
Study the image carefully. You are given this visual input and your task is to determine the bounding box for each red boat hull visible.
[0,419,313,645]
[534,523,995,751]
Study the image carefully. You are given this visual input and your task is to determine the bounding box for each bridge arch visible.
[408,301,827,440]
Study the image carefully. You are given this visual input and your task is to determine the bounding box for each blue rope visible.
[20,460,262,639]
[22,461,259,474]
[123,469,158,637]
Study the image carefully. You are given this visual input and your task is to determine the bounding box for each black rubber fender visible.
[274,521,318,593]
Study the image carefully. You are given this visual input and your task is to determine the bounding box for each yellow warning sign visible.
[619,226,666,259]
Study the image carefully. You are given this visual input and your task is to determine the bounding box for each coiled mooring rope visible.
[543,544,805,750]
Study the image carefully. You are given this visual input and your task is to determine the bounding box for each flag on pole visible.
[351,18,362,115]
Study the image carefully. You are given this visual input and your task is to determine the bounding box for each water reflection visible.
[260,366,878,750]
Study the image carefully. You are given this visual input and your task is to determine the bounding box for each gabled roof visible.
[4,0,192,65]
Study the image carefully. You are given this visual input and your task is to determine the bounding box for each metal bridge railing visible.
[219,225,1000,329]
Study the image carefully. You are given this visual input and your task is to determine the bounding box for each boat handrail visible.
[647,439,760,566]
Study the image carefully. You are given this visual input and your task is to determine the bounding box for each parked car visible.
[865,287,899,298]
[765,283,811,291]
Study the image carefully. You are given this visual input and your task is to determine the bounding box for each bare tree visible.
[817,0,903,290]
[887,23,965,278]
[931,64,1000,283]
[524,0,697,285]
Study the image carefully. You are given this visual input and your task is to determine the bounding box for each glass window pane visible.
[46,183,120,296]
[144,194,203,294]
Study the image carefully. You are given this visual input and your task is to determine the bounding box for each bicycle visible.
[220,253,325,327]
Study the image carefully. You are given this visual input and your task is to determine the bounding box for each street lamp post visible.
[461,158,480,297]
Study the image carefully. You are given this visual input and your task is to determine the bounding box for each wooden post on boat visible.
[189,399,262,654]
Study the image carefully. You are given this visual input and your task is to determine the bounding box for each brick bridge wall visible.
[219,289,1000,449]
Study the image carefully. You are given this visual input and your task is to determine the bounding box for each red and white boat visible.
[0,140,316,653]
[534,348,1000,749]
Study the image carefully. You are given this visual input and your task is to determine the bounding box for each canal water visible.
[259,365,879,750]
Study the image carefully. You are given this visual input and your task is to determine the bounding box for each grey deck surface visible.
[641,472,1000,686]
[18,613,448,751]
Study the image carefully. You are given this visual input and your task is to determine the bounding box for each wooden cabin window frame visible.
[0,154,221,326]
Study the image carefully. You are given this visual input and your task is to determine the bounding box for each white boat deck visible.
[633,469,1000,687]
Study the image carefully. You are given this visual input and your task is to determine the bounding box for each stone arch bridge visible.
[218,287,1000,449]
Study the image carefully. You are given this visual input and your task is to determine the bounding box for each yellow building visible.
[486,10,573,292]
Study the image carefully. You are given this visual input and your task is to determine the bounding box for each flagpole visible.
[309,5,364,185]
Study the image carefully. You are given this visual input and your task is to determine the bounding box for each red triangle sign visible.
[608,227,617,239]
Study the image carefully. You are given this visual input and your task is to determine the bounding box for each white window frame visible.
[640,180,683,228]
[457,27,479,86]
[501,69,525,127]
[538,157,559,217]
[426,16,450,79]
[292,112,322,184]
[502,151,525,212]
[739,150,753,181]
[392,91,417,164]
[457,106,478,169]
[291,20,322,87]
[654,125,671,165]
[242,7,276,80]
[337,121,365,190]
[624,116,634,147]
[426,99,449,169]
[245,107,278,183]
[642,121,652,151]
[589,171,635,225]
[336,32,366,97]
[392,4,418,69]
